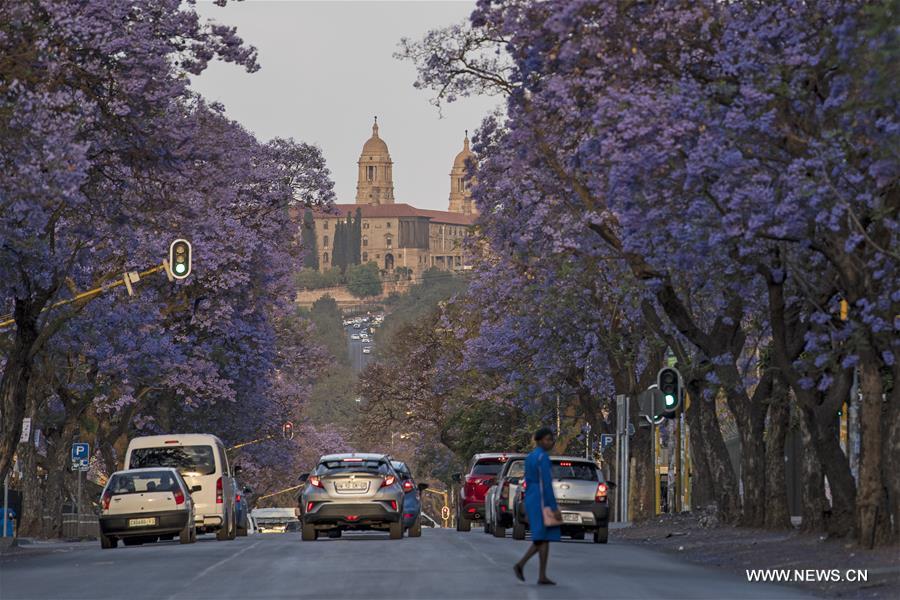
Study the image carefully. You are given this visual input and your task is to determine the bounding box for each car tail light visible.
[236,494,241,503]
[216,477,223,504]
[346,515,359,521]
[560,461,573,467]
[174,490,185,505]
[389,500,397,511]
[381,475,396,488]
[401,480,414,493]
[403,513,413,519]
[102,491,112,510]
[309,475,324,488]
[521,480,527,491]
[596,482,608,501]
[306,501,314,512]
[467,507,476,513]
[164,440,180,444]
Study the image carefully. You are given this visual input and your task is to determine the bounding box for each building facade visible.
[311,120,476,277]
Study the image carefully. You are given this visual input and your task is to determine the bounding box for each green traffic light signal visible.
[664,393,676,407]
[168,239,192,280]
[657,367,682,418]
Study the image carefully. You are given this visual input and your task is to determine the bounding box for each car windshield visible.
[471,460,503,476]
[129,445,216,476]
[551,461,599,481]
[107,471,180,495]
[317,459,390,475]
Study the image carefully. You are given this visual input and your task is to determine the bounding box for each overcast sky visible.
[191,0,499,210]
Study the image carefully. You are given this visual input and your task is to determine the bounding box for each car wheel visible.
[216,523,229,541]
[493,524,506,538]
[123,538,143,546]
[389,520,403,540]
[100,534,117,549]
[408,519,422,538]
[456,511,471,532]
[180,522,195,544]
[593,527,609,544]
[571,530,585,540]
[512,521,526,540]
[301,522,317,541]
[237,524,248,537]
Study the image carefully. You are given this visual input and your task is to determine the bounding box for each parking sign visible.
[71,442,89,461]
[600,433,614,450]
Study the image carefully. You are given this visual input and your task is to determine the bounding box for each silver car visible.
[512,455,610,543]
[484,455,526,538]
[299,453,405,540]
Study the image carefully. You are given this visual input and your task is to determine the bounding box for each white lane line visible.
[165,541,261,600]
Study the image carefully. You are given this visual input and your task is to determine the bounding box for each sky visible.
[191,0,500,210]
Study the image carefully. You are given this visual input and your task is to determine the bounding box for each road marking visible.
[165,541,261,600]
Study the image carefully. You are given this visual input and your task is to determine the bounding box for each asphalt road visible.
[0,528,810,600]
[346,324,374,373]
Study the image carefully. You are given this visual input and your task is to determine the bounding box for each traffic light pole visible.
[675,408,682,513]
[0,262,171,330]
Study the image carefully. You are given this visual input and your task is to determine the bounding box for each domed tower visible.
[448,131,476,215]
[356,117,395,205]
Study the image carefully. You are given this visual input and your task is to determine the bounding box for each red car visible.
[452,453,511,532]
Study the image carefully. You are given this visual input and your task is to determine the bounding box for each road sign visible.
[71,442,89,461]
[600,433,614,450]
[19,418,32,443]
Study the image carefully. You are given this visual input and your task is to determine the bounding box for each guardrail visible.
[61,514,98,539]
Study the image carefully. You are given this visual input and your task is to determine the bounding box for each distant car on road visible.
[512,455,610,543]
[125,434,237,541]
[453,453,511,532]
[483,454,526,537]
[391,461,428,537]
[233,479,252,536]
[351,334,360,340]
[362,346,372,354]
[99,468,197,549]
[299,453,405,540]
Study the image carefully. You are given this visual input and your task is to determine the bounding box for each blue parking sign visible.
[71,442,89,461]
[600,434,614,450]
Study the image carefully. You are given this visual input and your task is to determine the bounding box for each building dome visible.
[362,119,389,156]
[452,132,474,169]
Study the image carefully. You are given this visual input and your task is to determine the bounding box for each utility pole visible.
[675,409,682,513]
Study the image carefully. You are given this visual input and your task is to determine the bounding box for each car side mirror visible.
[191,485,202,493]
[417,482,429,491]
[298,473,309,484]
[451,473,461,483]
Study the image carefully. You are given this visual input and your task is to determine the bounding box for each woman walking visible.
[514,427,560,585]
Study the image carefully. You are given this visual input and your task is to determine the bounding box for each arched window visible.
[363,235,368,247]
[384,234,392,249]
[323,235,329,248]
[322,252,329,264]
[322,221,329,229]
[363,221,370,229]
[367,166,376,181]
[362,252,368,263]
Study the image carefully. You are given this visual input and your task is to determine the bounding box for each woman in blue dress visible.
[514,427,560,585]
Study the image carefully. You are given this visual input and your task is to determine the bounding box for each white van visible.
[124,434,237,540]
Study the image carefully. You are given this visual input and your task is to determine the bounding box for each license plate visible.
[562,513,581,523]
[128,517,157,527]
[336,481,367,491]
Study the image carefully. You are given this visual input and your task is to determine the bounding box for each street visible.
[0,529,807,600]
[346,324,375,374]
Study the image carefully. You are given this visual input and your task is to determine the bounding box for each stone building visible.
[311,119,476,277]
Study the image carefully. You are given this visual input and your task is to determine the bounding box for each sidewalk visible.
[611,511,900,599]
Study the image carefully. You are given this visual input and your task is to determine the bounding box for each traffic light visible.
[282,421,294,440]
[168,239,192,280]
[657,367,682,418]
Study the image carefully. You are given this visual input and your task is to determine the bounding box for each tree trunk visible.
[797,408,827,532]
[764,375,791,529]
[699,390,741,522]
[808,406,856,537]
[883,362,900,544]
[0,311,40,482]
[856,352,891,547]
[630,423,655,520]
[684,386,714,510]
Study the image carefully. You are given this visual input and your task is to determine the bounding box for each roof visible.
[126,434,225,448]
[453,134,474,169]
[472,452,527,462]
[318,452,389,463]
[110,467,182,476]
[316,203,475,226]
[361,121,389,156]
[549,455,599,464]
